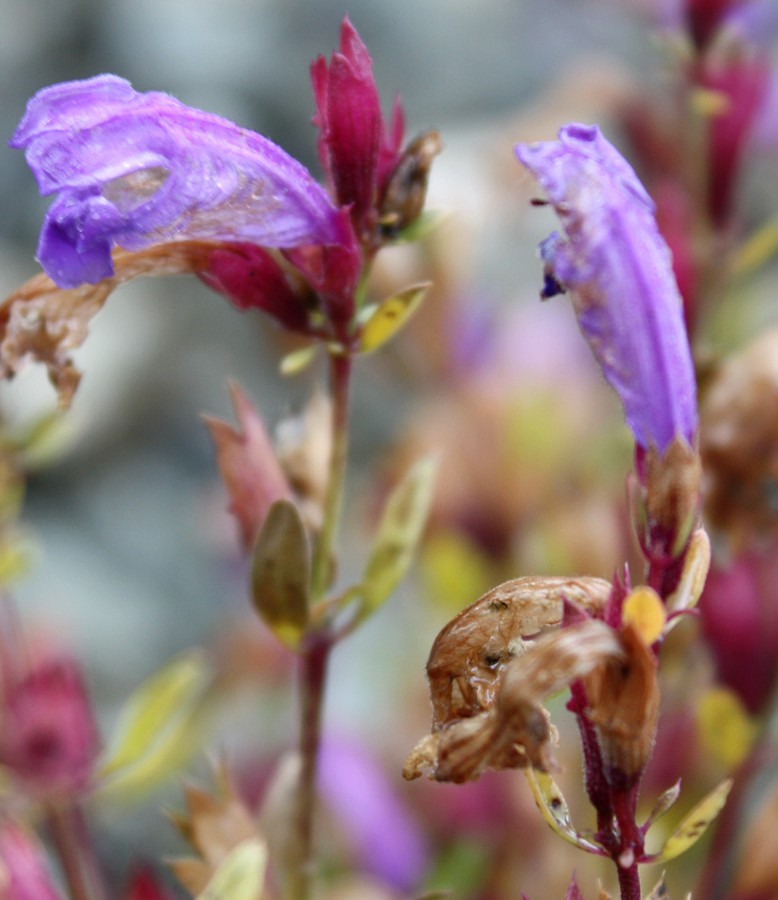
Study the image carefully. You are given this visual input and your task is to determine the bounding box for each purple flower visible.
[515,124,697,453]
[11,75,346,289]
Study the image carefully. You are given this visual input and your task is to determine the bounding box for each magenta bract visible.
[515,124,698,453]
[311,17,405,242]
[11,75,346,289]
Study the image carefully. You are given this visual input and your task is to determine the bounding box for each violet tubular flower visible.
[11,75,346,290]
[515,124,697,455]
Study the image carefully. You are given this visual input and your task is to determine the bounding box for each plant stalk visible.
[286,350,353,900]
[46,802,105,900]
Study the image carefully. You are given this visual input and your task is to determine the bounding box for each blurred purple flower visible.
[11,75,346,289]
[318,736,427,891]
[515,123,697,453]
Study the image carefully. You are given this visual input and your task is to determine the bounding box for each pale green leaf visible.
[196,838,268,900]
[358,283,430,354]
[648,779,733,863]
[279,345,317,377]
[250,499,310,649]
[524,768,600,854]
[644,781,682,833]
[96,650,212,800]
[357,456,437,623]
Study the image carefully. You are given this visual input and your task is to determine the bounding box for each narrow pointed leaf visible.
[96,650,212,798]
[647,778,733,863]
[666,528,710,625]
[250,499,310,649]
[279,345,318,377]
[195,838,268,900]
[644,781,682,833]
[358,456,437,623]
[565,874,584,899]
[524,768,601,853]
[358,282,430,353]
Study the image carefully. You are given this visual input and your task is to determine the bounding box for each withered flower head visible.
[404,576,620,783]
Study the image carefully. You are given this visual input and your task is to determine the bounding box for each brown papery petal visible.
[0,241,221,407]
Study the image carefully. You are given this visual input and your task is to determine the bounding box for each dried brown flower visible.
[404,576,623,784]
[168,763,263,896]
[583,621,661,787]
[701,325,778,548]
[0,241,221,407]
[425,575,611,729]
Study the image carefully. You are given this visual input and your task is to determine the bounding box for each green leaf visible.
[195,838,268,900]
[96,650,212,801]
[250,499,310,649]
[524,768,600,854]
[647,778,733,863]
[358,283,431,354]
[357,456,437,623]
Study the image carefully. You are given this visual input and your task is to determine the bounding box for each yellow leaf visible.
[96,650,212,800]
[622,586,666,645]
[279,345,317,377]
[730,217,778,277]
[696,686,757,769]
[524,768,600,854]
[358,283,430,353]
[420,530,493,612]
[195,838,268,900]
[648,778,733,863]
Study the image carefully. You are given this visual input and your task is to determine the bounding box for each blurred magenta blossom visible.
[515,124,697,454]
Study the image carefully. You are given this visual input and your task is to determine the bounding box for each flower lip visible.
[12,75,347,289]
[515,123,698,453]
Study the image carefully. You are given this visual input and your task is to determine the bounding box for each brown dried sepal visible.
[426,575,611,730]
[583,621,661,788]
[0,241,221,408]
[168,762,261,896]
[644,437,701,557]
[404,618,623,783]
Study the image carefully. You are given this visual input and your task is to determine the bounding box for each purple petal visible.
[515,124,697,452]
[11,75,345,289]
[318,735,428,890]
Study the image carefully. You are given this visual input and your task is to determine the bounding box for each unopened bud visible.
[378,130,442,240]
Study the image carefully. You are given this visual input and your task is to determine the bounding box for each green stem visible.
[310,352,352,603]
[285,350,353,900]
